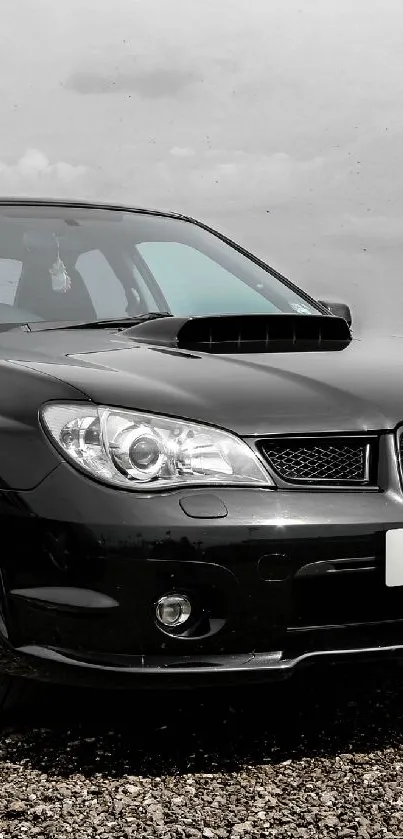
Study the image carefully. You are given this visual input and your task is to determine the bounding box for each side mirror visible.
[318,299,352,328]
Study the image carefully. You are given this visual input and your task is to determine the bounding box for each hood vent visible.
[125,313,352,354]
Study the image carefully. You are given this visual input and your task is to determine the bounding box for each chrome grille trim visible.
[257,435,377,486]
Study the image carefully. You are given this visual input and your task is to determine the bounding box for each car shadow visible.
[1,660,403,778]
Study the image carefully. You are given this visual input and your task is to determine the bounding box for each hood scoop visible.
[124,313,352,354]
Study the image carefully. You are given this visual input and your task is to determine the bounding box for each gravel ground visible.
[0,662,403,837]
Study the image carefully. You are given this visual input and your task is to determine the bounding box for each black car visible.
[0,197,402,706]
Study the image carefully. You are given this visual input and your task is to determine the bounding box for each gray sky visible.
[1,0,403,335]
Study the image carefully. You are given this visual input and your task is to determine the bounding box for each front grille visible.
[258,436,375,485]
[258,535,403,645]
[285,533,401,635]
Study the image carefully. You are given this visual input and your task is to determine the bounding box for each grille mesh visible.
[259,438,371,484]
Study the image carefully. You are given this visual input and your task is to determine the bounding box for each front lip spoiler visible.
[16,642,403,687]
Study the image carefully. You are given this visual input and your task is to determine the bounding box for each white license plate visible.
[386,529,403,586]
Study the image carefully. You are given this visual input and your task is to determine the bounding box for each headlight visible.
[40,403,273,491]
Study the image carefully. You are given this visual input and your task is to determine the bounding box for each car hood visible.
[1,327,403,436]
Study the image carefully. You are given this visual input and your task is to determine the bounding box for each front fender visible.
[0,361,89,489]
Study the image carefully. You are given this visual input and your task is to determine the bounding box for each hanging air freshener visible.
[49,238,71,293]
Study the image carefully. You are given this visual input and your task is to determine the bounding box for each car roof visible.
[0,197,195,224]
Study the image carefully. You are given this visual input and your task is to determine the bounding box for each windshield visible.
[0,206,320,326]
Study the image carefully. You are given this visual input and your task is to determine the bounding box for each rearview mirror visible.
[318,299,352,328]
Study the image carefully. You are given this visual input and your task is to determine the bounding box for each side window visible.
[76,250,128,318]
[0,259,22,305]
[136,242,280,316]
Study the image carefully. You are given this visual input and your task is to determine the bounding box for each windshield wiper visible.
[28,312,173,332]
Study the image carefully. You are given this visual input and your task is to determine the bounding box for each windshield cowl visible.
[27,312,173,332]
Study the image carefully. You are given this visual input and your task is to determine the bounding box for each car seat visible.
[14,247,97,322]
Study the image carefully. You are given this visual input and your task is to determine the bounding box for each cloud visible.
[323,213,403,246]
[169,147,196,158]
[0,147,325,216]
[0,150,99,198]
[139,150,325,214]
[64,67,199,98]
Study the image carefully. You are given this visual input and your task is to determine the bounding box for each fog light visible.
[156,594,192,628]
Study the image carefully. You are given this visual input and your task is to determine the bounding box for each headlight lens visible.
[41,403,273,490]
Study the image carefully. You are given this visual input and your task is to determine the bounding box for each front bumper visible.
[2,432,403,688]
